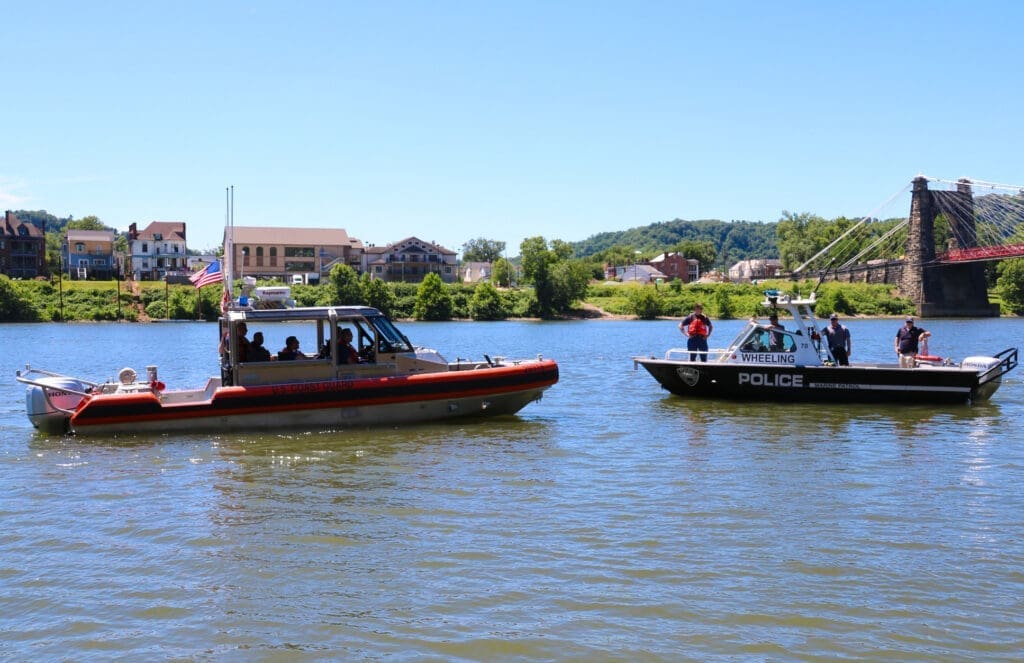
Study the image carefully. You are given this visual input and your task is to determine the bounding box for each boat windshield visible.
[367,315,414,353]
[737,325,798,354]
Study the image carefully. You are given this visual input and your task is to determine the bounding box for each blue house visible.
[64,229,116,280]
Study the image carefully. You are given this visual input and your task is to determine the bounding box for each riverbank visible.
[2,275,1006,323]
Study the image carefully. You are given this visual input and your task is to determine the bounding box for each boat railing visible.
[15,365,97,416]
[976,347,1019,384]
[663,348,731,362]
[15,365,99,396]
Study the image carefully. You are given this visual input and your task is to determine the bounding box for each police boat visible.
[633,291,1017,404]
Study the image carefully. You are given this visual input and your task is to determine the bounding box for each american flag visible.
[189,260,224,288]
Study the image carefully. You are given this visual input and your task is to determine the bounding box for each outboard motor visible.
[962,356,1003,401]
[25,377,90,434]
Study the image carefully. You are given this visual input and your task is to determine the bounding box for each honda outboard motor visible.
[25,377,90,434]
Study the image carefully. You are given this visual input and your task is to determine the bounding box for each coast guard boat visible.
[17,298,558,435]
[633,291,1016,404]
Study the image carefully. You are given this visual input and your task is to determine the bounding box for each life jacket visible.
[688,317,708,337]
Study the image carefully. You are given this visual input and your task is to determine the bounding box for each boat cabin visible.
[219,306,456,387]
[669,292,836,366]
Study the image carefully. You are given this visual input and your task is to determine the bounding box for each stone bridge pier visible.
[900,176,1000,317]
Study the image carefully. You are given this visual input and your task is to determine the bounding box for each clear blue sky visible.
[3,1,1022,255]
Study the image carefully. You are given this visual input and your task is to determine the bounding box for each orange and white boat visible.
[17,301,558,435]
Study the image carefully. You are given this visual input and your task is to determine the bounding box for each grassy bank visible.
[0,275,987,323]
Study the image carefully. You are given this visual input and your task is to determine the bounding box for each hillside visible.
[570,218,779,268]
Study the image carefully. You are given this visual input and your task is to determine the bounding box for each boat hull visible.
[64,361,559,435]
[635,359,997,404]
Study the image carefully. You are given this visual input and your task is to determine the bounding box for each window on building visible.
[75,242,85,252]
[242,246,250,266]
[270,247,277,267]
[142,243,148,253]
[256,247,264,267]
[284,247,314,258]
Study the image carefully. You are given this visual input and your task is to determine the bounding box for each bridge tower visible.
[901,176,999,317]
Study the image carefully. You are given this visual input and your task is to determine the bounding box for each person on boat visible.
[821,313,852,366]
[219,322,251,363]
[767,313,786,352]
[337,327,361,364]
[278,336,304,361]
[249,331,272,362]
[895,316,930,368]
[679,303,713,362]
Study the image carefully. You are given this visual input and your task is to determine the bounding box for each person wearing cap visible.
[895,316,930,368]
[767,312,787,352]
[679,302,713,362]
[821,312,852,365]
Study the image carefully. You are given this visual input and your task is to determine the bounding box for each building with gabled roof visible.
[615,263,668,284]
[225,226,365,282]
[1,211,47,279]
[64,229,116,280]
[363,237,457,283]
[728,258,782,282]
[649,252,700,283]
[128,221,187,281]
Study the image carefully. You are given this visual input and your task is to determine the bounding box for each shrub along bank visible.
[0,274,997,323]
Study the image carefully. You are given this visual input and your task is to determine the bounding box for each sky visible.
[3,1,1023,256]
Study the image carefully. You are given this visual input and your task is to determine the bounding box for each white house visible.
[128,221,187,281]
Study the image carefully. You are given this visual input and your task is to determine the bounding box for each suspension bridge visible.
[793,175,1024,317]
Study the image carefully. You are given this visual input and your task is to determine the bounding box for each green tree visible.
[673,240,717,274]
[462,238,506,263]
[628,286,662,319]
[549,260,591,312]
[469,281,507,320]
[67,216,108,231]
[328,264,363,305]
[714,287,735,319]
[0,276,40,321]
[594,244,641,269]
[490,257,515,287]
[361,274,397,317]
[997,258,1024,314]
[413,272,453,320]
[520,236,558,316]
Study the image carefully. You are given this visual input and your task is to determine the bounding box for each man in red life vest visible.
[679,303,713,362]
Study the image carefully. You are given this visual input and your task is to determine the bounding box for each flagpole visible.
[224,186,233,305]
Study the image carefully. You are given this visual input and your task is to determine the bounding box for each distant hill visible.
[571,218,779,268]
[10,210,72,233]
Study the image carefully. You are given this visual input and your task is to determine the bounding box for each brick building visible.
[1,211,47,279]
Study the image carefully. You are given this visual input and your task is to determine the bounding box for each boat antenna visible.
[811,257,836,297]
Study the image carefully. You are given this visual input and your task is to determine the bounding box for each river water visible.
[2,317,1023,660]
